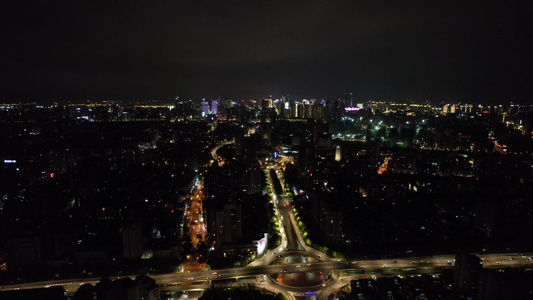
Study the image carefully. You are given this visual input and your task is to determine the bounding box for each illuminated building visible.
[289,102,324,119]
[443,104,456,114]
[201,99,218,115]
[261,98,272,109]
[174,98,198,119]
[211,100,218,115]
[335,145,341,162]
[253,233,268,255]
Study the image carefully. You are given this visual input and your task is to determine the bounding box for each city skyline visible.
[2,1,533,104]
[0,85,532,298]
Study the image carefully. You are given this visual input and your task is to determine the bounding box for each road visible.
[377,156,391,174]
[2,253,532,295]
[2,154,532,298]
[180,178,207,273]
[210,139,234,166]
[186,181,206,247]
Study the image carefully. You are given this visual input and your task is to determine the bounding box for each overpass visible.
[2,253,532,298]
[2,157,532,299]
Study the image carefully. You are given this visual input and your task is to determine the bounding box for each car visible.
[296,265,301,268]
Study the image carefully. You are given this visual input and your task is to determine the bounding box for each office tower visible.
[215,202,243,246]
[122,223,143,260]
[344,92,354,107]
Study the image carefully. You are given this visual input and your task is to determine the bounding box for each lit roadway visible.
[377,156,391,174]
[210,139,234,164]
[186,179,206,247]
[180,178,207,273]
[2,156,533,298]
[2,253,532,295]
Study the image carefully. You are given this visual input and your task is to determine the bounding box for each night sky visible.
[1,1,532,103]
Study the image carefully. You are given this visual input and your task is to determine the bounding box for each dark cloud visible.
[1,0,532,103]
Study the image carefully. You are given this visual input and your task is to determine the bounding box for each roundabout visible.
[247,166,348,299]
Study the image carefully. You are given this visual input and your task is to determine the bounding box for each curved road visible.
[2,153,533,298]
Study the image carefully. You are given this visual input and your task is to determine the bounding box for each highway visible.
[2,253,532,295]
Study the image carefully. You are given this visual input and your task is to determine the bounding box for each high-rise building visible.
[174,97,198,119]
[215,202,243,247]
[12,236,41,264]
[122,223,143,260]
[261,98,272,109]
[201,100,210,116]
[454,254,483,293]
[335,145,342,162]
[344,92,354,107]
[134,276,161,300]
[442,104,456,114]
[278,95,289,118]
[243,159,261,194]
[211,100,218,115]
